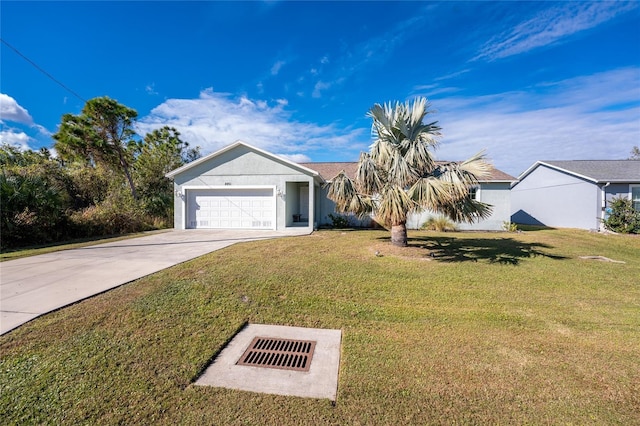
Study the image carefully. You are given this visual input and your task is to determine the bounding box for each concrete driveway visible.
[0,229,309,335]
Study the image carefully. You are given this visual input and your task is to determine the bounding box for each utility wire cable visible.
[1,38,87,103]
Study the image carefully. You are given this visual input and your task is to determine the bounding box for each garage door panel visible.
[187,188,275,229]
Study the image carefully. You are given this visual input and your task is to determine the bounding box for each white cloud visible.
[312,81,332,98]
[474,2,637,61]
[34,124,52,137]
[0,94,34,125]
[137,88,367,160]
[412,85,461,98]
[0,94,53,151]
[0,129,32,151]
[271,60,286,76]
[279,153,311,163]
[145,83,158,95]
[431,68,640,176]
[434,69,471,82]
[413,84,438,91]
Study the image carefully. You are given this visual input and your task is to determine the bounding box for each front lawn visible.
[1,229,639,424]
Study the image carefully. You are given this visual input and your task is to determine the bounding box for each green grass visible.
[1,229,639,424]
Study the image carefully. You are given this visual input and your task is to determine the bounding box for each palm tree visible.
[327,97,493,247]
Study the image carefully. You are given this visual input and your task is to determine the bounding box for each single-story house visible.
[166,140,517,232]
[511,160,640,230]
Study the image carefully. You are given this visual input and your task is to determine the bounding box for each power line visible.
[1,38,87,103]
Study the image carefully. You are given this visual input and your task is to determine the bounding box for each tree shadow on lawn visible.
[383,236,569,265]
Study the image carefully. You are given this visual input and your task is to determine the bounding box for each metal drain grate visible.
[236,336,316,372]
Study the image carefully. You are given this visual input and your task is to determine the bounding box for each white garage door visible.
[186,188,275,229]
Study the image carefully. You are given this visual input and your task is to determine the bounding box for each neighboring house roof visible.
[517,160,640,184]
[300,161,517,183]
[166,140,323,181]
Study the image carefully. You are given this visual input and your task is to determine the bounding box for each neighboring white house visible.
[166,140,516,232]
[511,160,640,230]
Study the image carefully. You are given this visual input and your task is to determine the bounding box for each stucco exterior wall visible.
[172,145,315,231]
[405,182,512,231]
[315,186,336,227]
[314,186,372,227]
[511,165,600,229]
[315,182,511,231]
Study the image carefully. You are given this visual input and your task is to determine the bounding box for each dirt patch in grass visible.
[369,241,435,261]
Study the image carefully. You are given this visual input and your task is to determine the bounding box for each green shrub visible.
[65,164,114,208]
[502,221,518,232]
[421,215,457,232]
[68,193,153,237]
[328,213,352,228]
[1,166,70,249]
[603,197,640,234]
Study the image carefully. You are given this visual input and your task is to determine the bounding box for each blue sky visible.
[1,1,639,176]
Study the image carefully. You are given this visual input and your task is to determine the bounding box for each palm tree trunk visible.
[390,222,408,247]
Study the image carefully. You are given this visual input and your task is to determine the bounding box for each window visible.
[469,186,479,200]
[631,185,640,211]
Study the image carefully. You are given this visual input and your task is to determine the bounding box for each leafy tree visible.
[134,126,200,221]
[603,197,640,234]
[53,96,139,199]
[327,98,492,247]
[0,144,53,167]
[65,163,118,209]
[629,146,640,160]
[0,144,71,248]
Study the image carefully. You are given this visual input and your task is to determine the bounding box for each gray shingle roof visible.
[542,160,640,182]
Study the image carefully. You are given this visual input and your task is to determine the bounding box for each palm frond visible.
[326,171,373,217]
[408,176,454,210]
[387,147,418,187]
[403,135,435,175]
[458,151,493,180]
[355,152,383,194]
[438,196,493,224]
[409,97,428,129]
[377,185,415,225]
[369,103,398,145]
[369,138,392,169]
[415,121,441,148]
[432,152,492,200]
[349,194,374,219]
[326,172,357,211]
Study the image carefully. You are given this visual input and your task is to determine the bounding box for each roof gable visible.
[518,160,640,183]
[166,140,322,180]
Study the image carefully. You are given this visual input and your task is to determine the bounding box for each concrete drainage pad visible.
[195,324,342,401]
